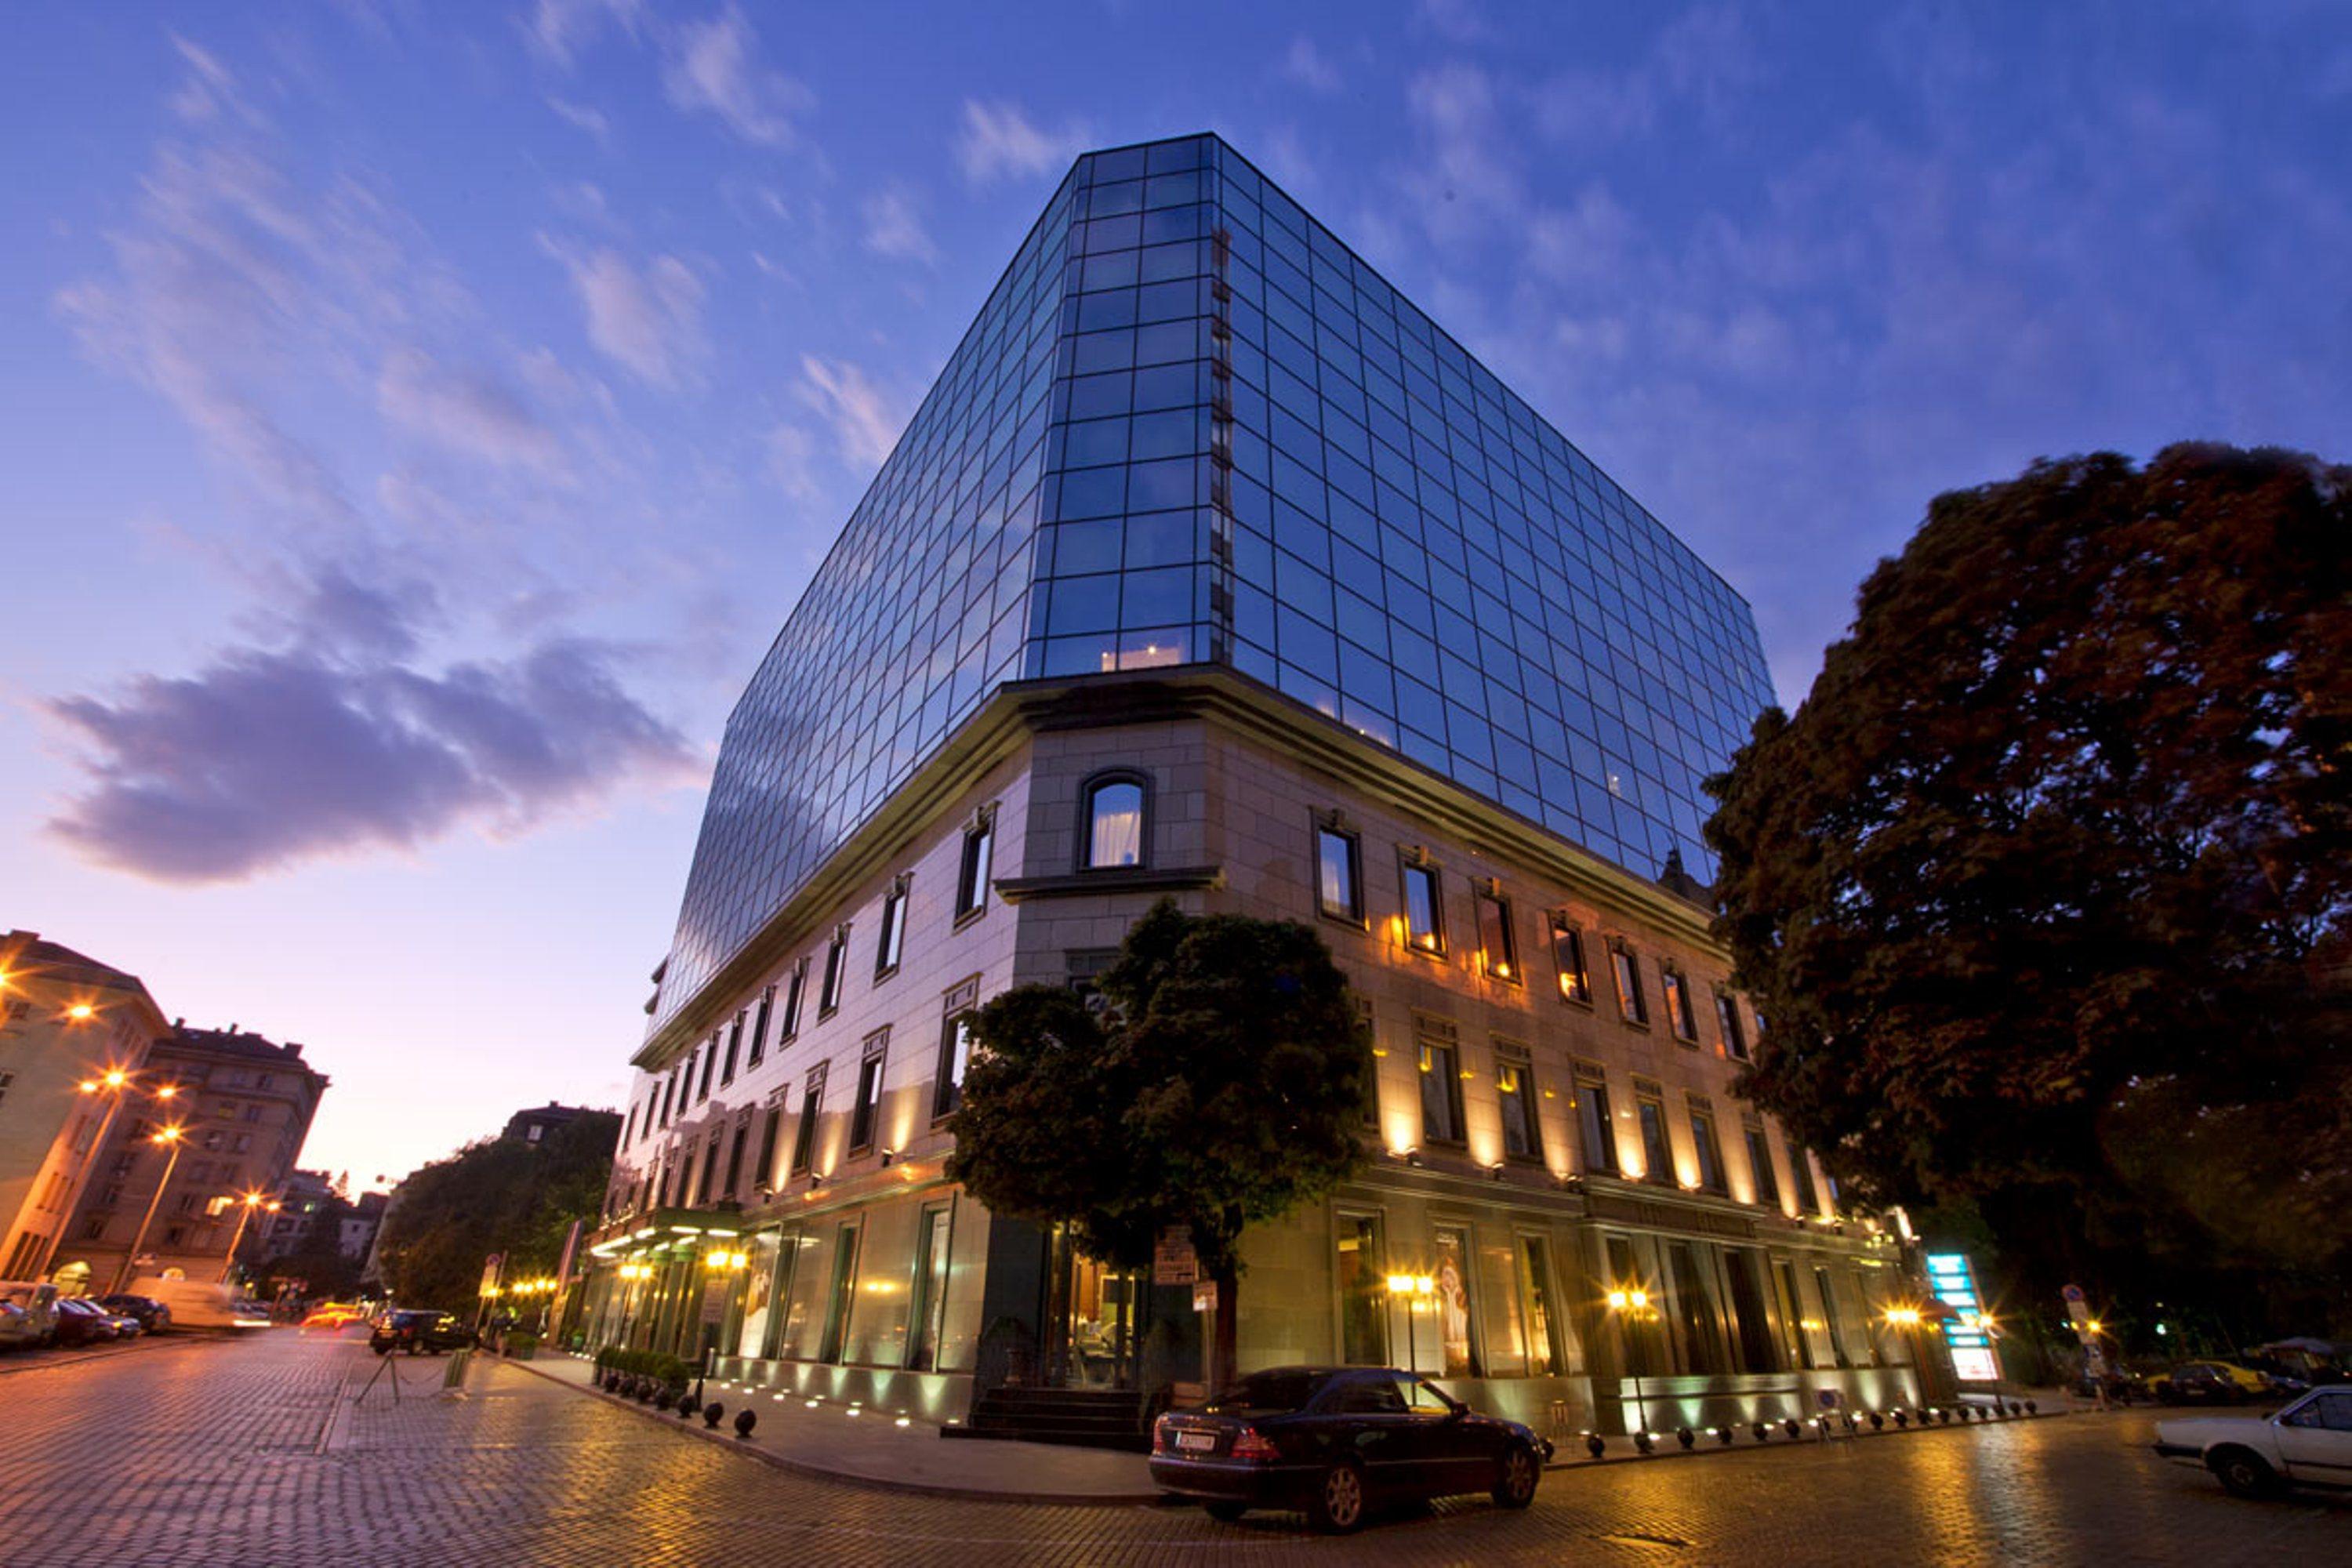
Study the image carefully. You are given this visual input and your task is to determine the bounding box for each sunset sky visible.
[5,0,2346,1192]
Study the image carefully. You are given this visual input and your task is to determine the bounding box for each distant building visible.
[262,1168,339,1259]
[503,1102,601,1145]
[339,1190,389,1263]
[0,931,172,1282]
[58,1022,329,1293]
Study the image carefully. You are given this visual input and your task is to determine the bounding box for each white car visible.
[2154,1385,2352,1497]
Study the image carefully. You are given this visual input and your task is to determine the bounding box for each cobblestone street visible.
[2,1331,2347,1566]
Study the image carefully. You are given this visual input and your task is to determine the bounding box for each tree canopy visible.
[1708,444,2350,1319]
[946,899,1371,1372]
[371,1111,620,1312]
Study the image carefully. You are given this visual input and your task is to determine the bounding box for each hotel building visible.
[579,135,1920,1438]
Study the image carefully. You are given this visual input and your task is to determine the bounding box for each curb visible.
[498,1357,1163,1507]
[1544,1406,2068,1470]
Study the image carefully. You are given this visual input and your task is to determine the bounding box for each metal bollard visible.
[442,1348,471,1389]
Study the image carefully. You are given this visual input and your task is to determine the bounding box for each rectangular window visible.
[1574,1064,1618,1177]
[749,985,775,1068]
[1744,1123,1780,1207]
[1549,916,1592,1005]
[756,1105,782,1192]
[1475,891,1519,982]
[849,1033,887,1154]
[1401,860,1444,954]
[933,1012,972,1120]
[1661,967,1699,1044]
[722,1012,745,1085]
[1635,1087,1673,1185]
[1610,946,1648,1025]
[1690,1099,1727,1193]
[697,1138,721,1205]
[659,1067,678,1127]
[1813,1265,1850,1367]
[622,1102,638,1150]
[1791,1142,1824,1218]
[875,880,909,979]
[789,1065,827,1177]
[1495,1051,1541,1161]
[696,1036,717,1103]
[820,927,849,1017]
[1432,1225,1480,1377]
[1715,990,1749,1062]
[1316,823,1362,922]
[1334,1212,1388,1366]
[1417,1028,1465,1145]
[781,960,808,1040]
[956,809,995,920]
[1521,1236,1574,1375]
[724,1123,749,1199]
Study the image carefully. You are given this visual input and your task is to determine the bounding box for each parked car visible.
[369,1310,475,1356]
[0,1283,60,1348]
[1151,1366,1551,1533]
[94,1294,173,1333]
[2151,1360,2276,1405]
[2155,1386,2352,1497]
[52,1298,125,1347]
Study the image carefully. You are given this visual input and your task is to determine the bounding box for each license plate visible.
[1176,1431,1217,1452]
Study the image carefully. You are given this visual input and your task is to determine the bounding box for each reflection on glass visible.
[1316,827,1358,920]
[1084,781,1144,867]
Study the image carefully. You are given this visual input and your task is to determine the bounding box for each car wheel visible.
[1492,1443,1541,1509]
[1305,1461,1367,1534]
[1203,1501,1247,1523]
[2209,1447,2282,1500]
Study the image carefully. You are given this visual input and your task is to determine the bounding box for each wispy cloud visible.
[524,0,642,67]
[795,356,900,470]
[544,94,612,142]
[860,187,935,264]
[659,4,812,147]
[954,100,1088,185]
[376,348,568,477]
[1281,38,1343,94]
[542,240,706,388]
[44,569,696,884]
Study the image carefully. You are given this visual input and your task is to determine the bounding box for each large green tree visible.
[1708,444,2350,1327]
[372,1111,620,1312]
[947,899,1371,1384]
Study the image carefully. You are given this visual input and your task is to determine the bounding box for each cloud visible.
[659,4,812,147]
[42,576,696,884]
[764,423,822,502]
[1281,38,1343,94]
[1415,0,1493,45]
[954,100,1088,185]
[525,0,642,66]
[377,348,568,476]
[544,94,612,141]
[543,241,706,387]
[795,356,900,470]
[860,187,935,263]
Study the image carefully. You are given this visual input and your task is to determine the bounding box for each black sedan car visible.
[94,1294,173,1333]
[1151,1367,1550,1533]
[368,1310,476,1355]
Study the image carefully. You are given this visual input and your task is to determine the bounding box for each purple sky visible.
[5,0,2346,1192]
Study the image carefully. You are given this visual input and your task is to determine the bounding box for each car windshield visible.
[1206,1370,1328,1415]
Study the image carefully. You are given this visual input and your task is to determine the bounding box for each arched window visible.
[1080,774,1147,869]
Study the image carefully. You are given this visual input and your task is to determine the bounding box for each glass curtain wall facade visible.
[658,133,1776,1035]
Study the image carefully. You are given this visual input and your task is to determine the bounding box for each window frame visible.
[954,806,996,924]
[1573,1061,1618,1178]
[780,959,808,1040]
[1494,1044,1542,1163]
[1399,854,1446,957]
[748,985,775,1069]
[1743,1120,1780,1207]
[1688,1095,1727,1194]
[819,925,850,1018]
[1661,964,1700,1045]
[1475,887,1520,985]
[789,1064,827,1178]
[1312,812,1365,927]
[932,976,982,1122]
[1633,1081,1674,1185]
[1076,768,1151,871]
[1608,942,1650,1027]
[1414,1021,1465,1146]
[721,1011,745,1085]
[874,876,910,982]
[1715,989,1749,1062]
[1549,914,1592,1007]
[848,1030,888,1156]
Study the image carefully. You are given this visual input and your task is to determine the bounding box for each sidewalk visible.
[503,1352,1160,1504]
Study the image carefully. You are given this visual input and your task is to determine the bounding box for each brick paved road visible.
[2,1331,2346,1566]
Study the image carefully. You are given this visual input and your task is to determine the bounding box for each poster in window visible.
[1433,1227,1479,1377]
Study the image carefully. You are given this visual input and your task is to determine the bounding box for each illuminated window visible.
[1080,774,1146,869]
[934,977,980,1120]
[1661,967,1698,1044]
[1744,1120,1779,1206]
[1715,990,1748,1062]
[1475,891,1519,982]
[1315,822,1362,923]
[1495,1050,1540,1161]
[1401,861,1444,954]
[848,1033,887,1155]
[1550,916,1592,1005]
[1610,946,1648,1026]
[1417,1026,1464,1144]
[789,1065,826,1177]
[819,927,849,1018]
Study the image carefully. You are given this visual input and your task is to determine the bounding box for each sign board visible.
[1192,1280,1218,1314]
[479,1253,504,1298]
[1926,1252,2002,1384]
[1154,1225,1198,1287]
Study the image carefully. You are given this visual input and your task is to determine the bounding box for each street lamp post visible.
[216,1190,277,1284]
[1607,1287,1656,1436]
[111,1125,187,1295]
[32,1066,179,1281]
[1384,1273,1436,1376]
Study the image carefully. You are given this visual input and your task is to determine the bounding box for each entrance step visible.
[951,1386,1152,1452]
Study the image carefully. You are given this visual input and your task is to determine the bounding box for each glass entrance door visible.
[906,1204,953,1371]
[818,1223,861,1364]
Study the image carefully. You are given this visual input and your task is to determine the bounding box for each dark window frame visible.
[1743,1120,1780,1207]
[874,876,910,982]
[1399,853,1446,956]
[1608,942,1650,1027]
[1661,964,1700,1045]
[1549,914,1592,1006]
[1312,813,1365,927]
[932,976,981,1122]
[1475,886,1520,985]
[1494,1044,1542,1163]
[1076,768,1152,871]
[1573,1062,1618,1177]
[789,1064,827,1178]
[695,1035,718,1102]
[780,959,808,1040]
[848,1031,888,1156]
[1688,1096,1728,1194]
[1634,1083,1674,1186]
[748,985,775,1068]
[954,806,996,924]
[1715,989,1749,1062]
[1415,1023,1465,1146]
[819,925,850,1018]
[721,1011,746,1085]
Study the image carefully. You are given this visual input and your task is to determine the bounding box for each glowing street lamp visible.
[112,1125,187,1294]
[1607,1287,1657,1436]
[218,1190,277,1283]
[36,1064,181,1283]
[1386,1272,1436,1376]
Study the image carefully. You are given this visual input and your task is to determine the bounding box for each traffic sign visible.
[1153,1225,1197,1286]
[2061,1283,2085,1303]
